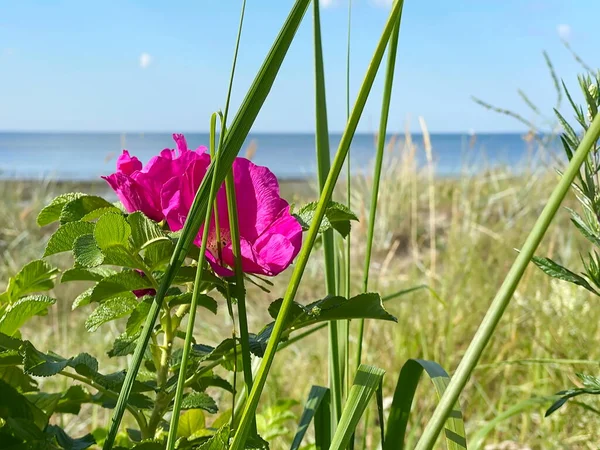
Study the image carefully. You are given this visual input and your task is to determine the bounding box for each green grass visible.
[3,134,600,448]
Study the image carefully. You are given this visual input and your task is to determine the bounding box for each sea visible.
[0,132,562,181]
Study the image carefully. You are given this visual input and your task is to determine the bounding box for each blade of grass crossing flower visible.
[356,0,404,368]
[383,359,466,450]
[414,112,600,450]
[102,3,310,448]
[290,386,330,450]
[329,365,385,450]
[344,0,352,395]
[230,3,405,448]
[312,0,342,432]
[165,117,225,450]
[376,380,385,446]
[314,387,332,450]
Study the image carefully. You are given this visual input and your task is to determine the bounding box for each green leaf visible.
[90,271,151,303]
[126,300,152,336]
[60,195,115,224]
[37,193,85,227]
[43,221,95,257]
[143,240,176,270]
[329,365,385,450]
[195,424,230,450]
[61,267,117,283]
[26,385,92,416]
[167,292,218,315]
[532,255,600,295]
[384,359,467,450]
[46,425,96,450]
[103,246,143,269]
[178,409,206,438]
[5,417,46,442]
[72,287,94,310]
[568,208,600,247]
[23,344,70,377]
[293,201,359,238]
[290,386,330,450]
[107,333,138,358]
[81,206,124,222]
[128,212,168,251]
[0,379,35,420]
[0,295,56,336]
[0,260,59,303]
[181,392,218,414]
[94,212,131,250]
[73,234,105,268]
[0,366,38,393]
[85,297,138,332]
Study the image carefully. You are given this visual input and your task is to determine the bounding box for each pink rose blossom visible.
[102,134,209,221]
[161,154,302,277]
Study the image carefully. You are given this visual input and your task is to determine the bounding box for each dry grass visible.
[2,134,600,449]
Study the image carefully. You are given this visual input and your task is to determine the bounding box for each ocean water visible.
[0,132,561,181]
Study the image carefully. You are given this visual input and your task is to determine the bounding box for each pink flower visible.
[102,134,209,221]
[161,155,302,277]
[133,270,156,298]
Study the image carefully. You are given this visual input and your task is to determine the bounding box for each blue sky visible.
[0,0,596,133]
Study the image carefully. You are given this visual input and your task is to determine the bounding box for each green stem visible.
[165,124,225,450]
[312,0,342,430]
[414,109,600,450]
[344,0,352,407]
[356,0,403,368]
[224,171,255,410]
[230,4,404,448]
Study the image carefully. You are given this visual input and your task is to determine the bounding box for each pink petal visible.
[116,150,142,175]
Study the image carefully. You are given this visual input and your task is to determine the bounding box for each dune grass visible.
[2,131,599,449]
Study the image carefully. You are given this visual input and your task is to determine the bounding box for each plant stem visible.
[230,4,404,447]
[414,110,600,450]
[356,0,403,368]
[165,127,225,450]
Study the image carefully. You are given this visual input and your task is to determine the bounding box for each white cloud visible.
[139,52,153,69]
[3,48,14,56]
[320,0,338,8]
[557,24,571,41]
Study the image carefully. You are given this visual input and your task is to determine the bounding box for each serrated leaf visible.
[69,353,99,378]
[37,192,85,227]
[181,392,218,414]
[0,260,59,303]
[73,234,105,268]
[178,409,206,438]
[60,195,115,224]
[532,255,600,295]
[91,271,152,303]
[0,295,56,336]
[23,344,70,377]
[72,287,94,310]
[43,221,95,257]
[94,213,131,250]
[107,333,138,358]
[128,212,167,250]
[293,201,358,238]
[61,267,117,283]
[144,239,176,270]
[0,379,35,420]
[195,424,230,450]
[46,425,96,450]
[85,297,138,332]
[568,208,600,247]
[103,246,143,269]
[81,206,123,222]
[191,374,234,394]
[126,300,152,337]
[26,385,91,416]
[167,292,218,315]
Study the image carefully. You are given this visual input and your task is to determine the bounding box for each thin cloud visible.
[3,48,14,56]
[320,0,338,8]
[139,52,153,69]
[557,24,571,41]
[370,0,393,7]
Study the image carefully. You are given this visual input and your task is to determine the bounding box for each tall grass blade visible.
[230,3,405,447]
[165,115,224,450]
[356,0,404,367]
[384,359,467,450]
[290,385,330,450]
[315,387,332,450]
[102,2,311,447]
[414,109,600,450]
[312,0,342,430]
[329,365,385,450]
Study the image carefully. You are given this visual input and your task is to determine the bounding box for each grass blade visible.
[102,2,311,447]
[290,385,330,450]
[384,359,467,450]
[356,0,404,367]
[329,365,385,450]
[229,2,405,448]
[414,103,600,450]
[312,0,343,432]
